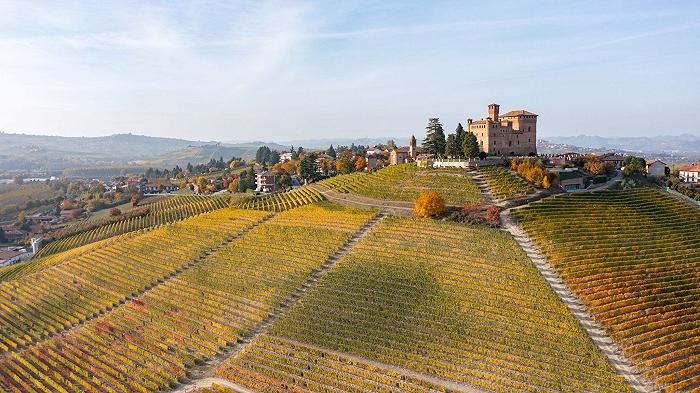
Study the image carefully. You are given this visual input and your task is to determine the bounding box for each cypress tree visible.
[423,118,446,156]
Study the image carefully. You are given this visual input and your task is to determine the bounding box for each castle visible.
[467,103,537,156]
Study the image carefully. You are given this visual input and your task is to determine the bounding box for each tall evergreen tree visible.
[462,132,480,158]
[422,118,446,156]
[454,123,466,150]
[445,134,459,157]
[298,153,318,182]
[269,150,281,165]
[326,145,337,159]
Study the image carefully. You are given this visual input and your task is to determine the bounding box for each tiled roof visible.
[500,110,537,117]
[679,163,700,172]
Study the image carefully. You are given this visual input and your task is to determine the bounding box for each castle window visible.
[528,126,531,132]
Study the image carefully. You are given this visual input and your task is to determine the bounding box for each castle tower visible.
[409,135,417,159]
[488,103,499,121]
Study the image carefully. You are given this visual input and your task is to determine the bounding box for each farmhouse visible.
[467,103,537,156]
[646,160,668,177]
[600,153,625,169]
[551,168,589,191]
[679,163,700,184]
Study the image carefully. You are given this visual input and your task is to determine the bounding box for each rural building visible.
[552,168,588,191]
[600,153,625,169]
[0,249,26,267]
[679,163,700,184]
[542,153,583,167]
[467,104,537,156]
[389,135,418,165]
[256,171,276,193]
[646,160,668,177]
[280,152,294,162]
[2,227,26,242]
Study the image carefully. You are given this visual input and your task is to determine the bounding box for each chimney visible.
[488,103,499,122]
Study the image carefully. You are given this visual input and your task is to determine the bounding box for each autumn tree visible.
[354,156,367,171]
[60,199,75,210]
[623,156,646,176]
[413,191,446,217]
[423,118,446,156]
[335,151,355,175]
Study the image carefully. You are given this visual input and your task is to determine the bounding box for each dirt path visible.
[310,183,416,215]
[500,211,658,393]
[173,377,256,393]
[171,213,386,391]
[271,336,487,393]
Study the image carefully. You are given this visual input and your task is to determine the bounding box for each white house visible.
[679,163,700,184]
[646,160,668,177]
[280,152,294,162]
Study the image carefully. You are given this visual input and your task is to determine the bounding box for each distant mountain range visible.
[2,132,698,173]
[538,134,700,163]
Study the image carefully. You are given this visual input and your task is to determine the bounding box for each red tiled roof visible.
[679,163,700,172]
[500,110,537,117]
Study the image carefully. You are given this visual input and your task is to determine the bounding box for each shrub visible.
[109,208,122,217]
[413,192,445,217]
[485,206,501,224]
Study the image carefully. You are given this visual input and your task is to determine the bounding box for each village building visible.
[389,135,418,165]
[280,152,294,162]
[646,160,668,177]
[255,171,276,193]
[679,163,700,184]
[2,226,26,243]
[600,153,625,169]
[467,104,537,156]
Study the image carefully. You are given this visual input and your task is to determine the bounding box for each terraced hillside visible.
[233,186,324,211]
[32,195,231,259]
[218,217,632,393]
[513,188,700,392]
[478,165,534,200]
[319,164,482,205]
[0,203,376,393]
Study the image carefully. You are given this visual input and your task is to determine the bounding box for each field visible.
[478,165,534,200]
[0,183,62,218]
[233,186,324,211]
[0,203,376,393]
[218,217,631,393]
[319,164,482,205]
[513,188,700,392]
[33,195,231,259]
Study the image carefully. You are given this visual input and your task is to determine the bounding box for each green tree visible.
[298,153,318,182]
[326,145,337,159]
[454,123,466,149]
[269,150,280,165]
[623,156,646,176]
[462,132,480,158]
[422,118,446,156]
[0,227,6,243]
[445,134,459,157]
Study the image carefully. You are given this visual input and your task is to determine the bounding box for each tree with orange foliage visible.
[413,192,446,217]
[60,199,74,210]
[354,156,367,171]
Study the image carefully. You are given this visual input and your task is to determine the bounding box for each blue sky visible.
[0,0,698,141]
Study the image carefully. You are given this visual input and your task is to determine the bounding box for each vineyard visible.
[0,203,376,393]
[318,164,482,205]
[233,186,324,211]
[478,165,534,200]
[33,195,231,259]
[218,217,631,393]
[513,188,700,392]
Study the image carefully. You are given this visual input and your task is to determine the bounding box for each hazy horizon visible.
[1,1,699,140]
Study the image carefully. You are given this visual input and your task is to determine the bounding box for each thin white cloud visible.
[579,23,700,50]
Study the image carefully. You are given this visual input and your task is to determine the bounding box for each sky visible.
[0,0,699,141]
